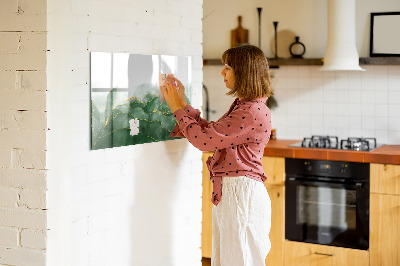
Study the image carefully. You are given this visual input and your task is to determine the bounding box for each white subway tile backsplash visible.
[388,76,400,91]
[375,130,389,144]
[323,103,336,116]
[349,103,362,116]
[375,104,389,117]
[335,73,349,90]
[361,104,375,117]
[388,65,400,76]
[362,65,375,74]
[286,77,299,89]
[287,113,300,127]
[348,116,362,129]
[322,70,335,78]
[389,104,400,117]
[204,65,400,144]
[348,90,362,103]
[309,66,323,77]
[374,117,389,130]
[336,128,349,139]
[323,87,336,103]
[374,65,388,77]
[310,77,324,90]
[374,90,388,104]
[298,67,311,78]
[361,129,375,138]
[361,90,375,103]
[362,116,375,130]
[388,91,400,104]
[311,114,324,127]
[349,128,362,137]
[285,66,298,77]
[389,117,400,131]
[348,71,362,90]
[311,127,324,136]
[336,90,349,103]
[388,131,400,143]
[298,77,311,89]
[336,115,348,129]
[323,115,336,129]
[336,103,349,116]
[374,78,388,91]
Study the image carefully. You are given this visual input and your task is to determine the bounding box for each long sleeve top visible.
[169,97,271,205]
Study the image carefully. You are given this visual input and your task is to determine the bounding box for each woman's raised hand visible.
[172,77,188,108]
[160,76,185,113]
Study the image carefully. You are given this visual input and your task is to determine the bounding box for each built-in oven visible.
[285,158,370,250]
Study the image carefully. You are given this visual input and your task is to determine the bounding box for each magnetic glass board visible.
[90,52,192,150]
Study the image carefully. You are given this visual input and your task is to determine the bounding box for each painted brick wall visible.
[0,0,48,265]
[46,0,203,266]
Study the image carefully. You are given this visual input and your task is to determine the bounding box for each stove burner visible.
[340,137,377,151]
[295,136,378,151]
[301,135,339,149]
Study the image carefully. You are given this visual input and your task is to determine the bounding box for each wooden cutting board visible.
[231,16,249,48]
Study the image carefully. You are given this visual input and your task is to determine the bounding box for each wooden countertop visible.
[263,139,400,165]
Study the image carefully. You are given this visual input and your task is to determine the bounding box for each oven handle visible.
[286,177,364,189]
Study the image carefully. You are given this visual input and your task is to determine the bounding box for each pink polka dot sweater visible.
[169,97,272,206]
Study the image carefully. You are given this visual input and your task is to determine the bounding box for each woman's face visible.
[220,64,235,89]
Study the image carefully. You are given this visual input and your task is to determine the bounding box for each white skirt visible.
[212,176,271,266]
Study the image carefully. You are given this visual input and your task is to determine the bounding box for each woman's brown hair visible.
[221,44,273,99]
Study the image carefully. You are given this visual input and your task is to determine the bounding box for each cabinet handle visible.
[314,252,335,257]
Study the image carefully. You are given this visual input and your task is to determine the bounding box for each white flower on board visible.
[129,119,140,136]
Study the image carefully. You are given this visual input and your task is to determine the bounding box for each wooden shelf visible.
[268,58,322,67]
[359,57,400,65]
[203,58,323,67]
[203,57,400,67]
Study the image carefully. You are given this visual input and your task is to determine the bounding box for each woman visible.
[161,44,273,266]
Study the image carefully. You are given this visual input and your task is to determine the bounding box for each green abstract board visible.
[90,52,192,150]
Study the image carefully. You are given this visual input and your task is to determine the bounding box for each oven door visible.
[285,177,369,250]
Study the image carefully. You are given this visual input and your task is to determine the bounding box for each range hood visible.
[320,0,365,71]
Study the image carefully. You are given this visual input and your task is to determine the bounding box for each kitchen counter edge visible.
[263,139,400,165]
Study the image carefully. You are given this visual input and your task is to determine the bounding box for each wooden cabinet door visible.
[264,184,284,266]
[262,156,285,186]
[201,152,213,258]
[370,193,400,266]
[284,241,369,266]
[370,163,400,195]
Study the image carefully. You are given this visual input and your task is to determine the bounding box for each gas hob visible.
[289,135,382,151]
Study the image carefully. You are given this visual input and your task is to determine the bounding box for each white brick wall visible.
[47,1,203,266]
[0,0,48,265]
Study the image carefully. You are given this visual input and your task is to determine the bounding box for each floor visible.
[202,257,211,266]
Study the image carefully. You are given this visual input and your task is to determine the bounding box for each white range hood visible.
[320,0,365,71]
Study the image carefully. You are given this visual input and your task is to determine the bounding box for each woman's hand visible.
[172,77,188,108]
[160,78,185,113]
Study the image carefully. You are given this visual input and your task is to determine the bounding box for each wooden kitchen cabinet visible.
[201,154,286,266]
[262,156,285,266]
[370,193,400,266]
[261,156,285,186]
[264,184,285,266]
[370,163,400,266]
[202,152,213,258]
[284,241,369,266]
[370,163,400,195]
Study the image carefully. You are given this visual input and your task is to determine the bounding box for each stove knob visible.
[340,164,347,174]
[305,162,312,171]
